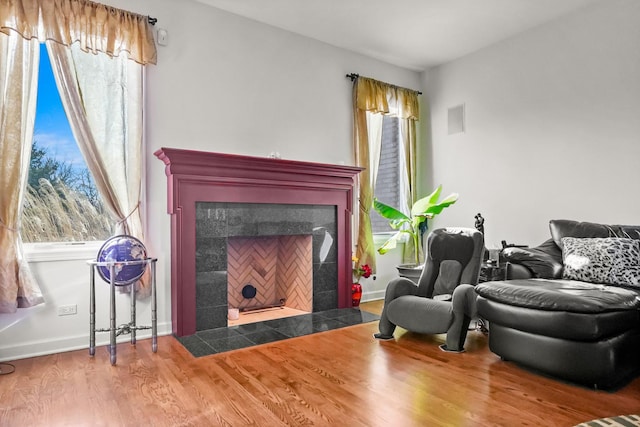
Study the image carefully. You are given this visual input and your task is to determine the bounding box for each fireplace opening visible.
[226,234,313,326]
[195,202,338,331]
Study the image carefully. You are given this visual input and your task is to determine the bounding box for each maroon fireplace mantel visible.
[154,147,363,336]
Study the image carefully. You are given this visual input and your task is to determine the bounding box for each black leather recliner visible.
[476,219,640,389]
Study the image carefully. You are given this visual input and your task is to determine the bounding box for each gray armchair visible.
[374,227,484,352]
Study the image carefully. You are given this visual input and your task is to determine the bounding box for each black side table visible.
[479,261,507,283]
[476,260,507,335]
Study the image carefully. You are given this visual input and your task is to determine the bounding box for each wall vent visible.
[448,104,465,135]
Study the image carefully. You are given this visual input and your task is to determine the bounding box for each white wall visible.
[422,0,640,249]
[0,0,416,360]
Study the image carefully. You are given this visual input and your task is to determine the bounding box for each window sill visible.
[23,242,103,263]
[373,232,392,243]
[373,232,407,245]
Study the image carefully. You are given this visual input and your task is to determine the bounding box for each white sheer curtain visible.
[0,31,44,312]
[366,112,384,185]
[46,41,149,293]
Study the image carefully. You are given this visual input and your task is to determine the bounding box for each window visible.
[370,115,404,233]
[21,44,111,243]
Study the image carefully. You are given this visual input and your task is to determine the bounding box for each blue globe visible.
[97,235,148,286]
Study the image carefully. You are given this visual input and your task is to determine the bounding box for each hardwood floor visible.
[1,300,639,426]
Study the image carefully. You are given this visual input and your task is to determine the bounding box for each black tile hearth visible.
[176,308,380,357]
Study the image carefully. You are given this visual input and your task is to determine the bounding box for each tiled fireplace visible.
[195,202,336,330]
[155,148,362,337]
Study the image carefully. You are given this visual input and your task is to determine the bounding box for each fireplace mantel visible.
[155,148,362,336]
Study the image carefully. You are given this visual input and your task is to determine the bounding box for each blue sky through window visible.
[34,44,84,171]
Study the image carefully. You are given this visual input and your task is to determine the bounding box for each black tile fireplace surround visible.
[195,202,338,331]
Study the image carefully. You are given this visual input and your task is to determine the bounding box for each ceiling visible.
[194,0,600,71]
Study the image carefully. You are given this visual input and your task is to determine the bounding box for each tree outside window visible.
[21,44,112,243]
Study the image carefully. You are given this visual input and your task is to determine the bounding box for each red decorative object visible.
[351,257,371,307]
[356,264,372,280]
[351,283,363,307]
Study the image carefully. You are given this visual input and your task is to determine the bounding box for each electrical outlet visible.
[57,304,77,316]
[157,28,168,46]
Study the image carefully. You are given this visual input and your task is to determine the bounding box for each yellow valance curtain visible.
[0,0,156,65]
[355,77,420,120]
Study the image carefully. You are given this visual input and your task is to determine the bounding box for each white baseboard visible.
[0,321,173,362]
[362,290,385,303]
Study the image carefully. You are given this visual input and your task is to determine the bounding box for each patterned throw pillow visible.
[561,237,640,287]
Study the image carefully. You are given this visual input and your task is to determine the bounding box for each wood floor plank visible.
[1,300,640,426]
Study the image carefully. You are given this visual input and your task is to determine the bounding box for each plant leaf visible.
[423,193,459,216]
[426,185,442,204]
[373,199,410,222]
[410,185,441,215]
[411,187,458,217]
[377,231,403,254]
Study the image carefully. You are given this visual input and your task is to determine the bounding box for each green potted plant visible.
[373,185,458,278]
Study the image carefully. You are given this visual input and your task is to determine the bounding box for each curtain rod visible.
[346,73,422,95]
[148,16,157,25]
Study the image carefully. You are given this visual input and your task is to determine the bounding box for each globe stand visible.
[88,258,158,365]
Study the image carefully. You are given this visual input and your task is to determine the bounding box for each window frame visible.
[22,43,149,262]
[23,240,104,262]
